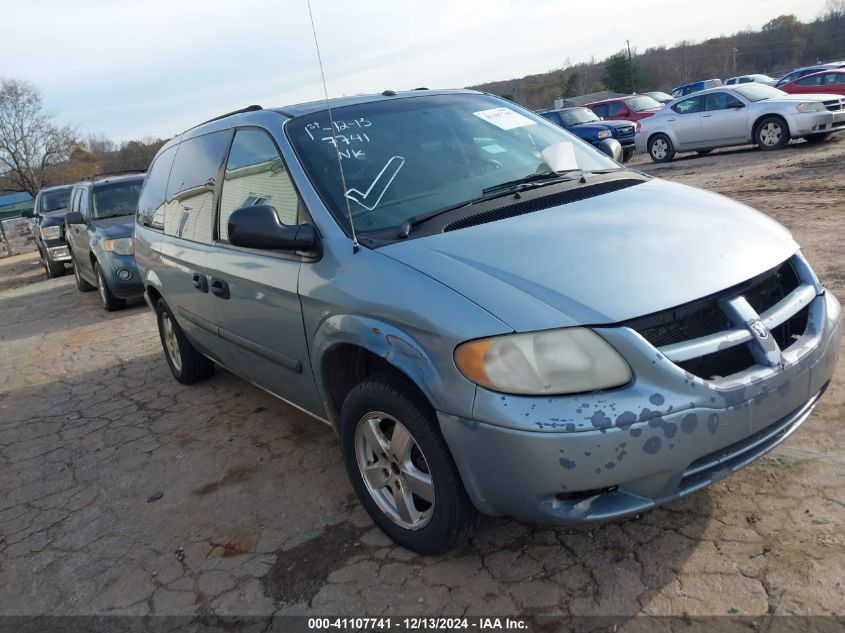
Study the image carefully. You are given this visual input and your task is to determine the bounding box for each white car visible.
[725,74,777,86]
[636,84,845,162]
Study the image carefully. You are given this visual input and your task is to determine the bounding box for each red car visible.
[779,69,845,96]
[583,95,664,131]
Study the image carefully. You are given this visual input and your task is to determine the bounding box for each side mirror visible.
[21,209,35,218]
[65,211,85,224]
[727,101,745,109]
[228,204,318,252]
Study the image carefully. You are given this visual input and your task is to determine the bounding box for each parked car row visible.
[25,172,146,310]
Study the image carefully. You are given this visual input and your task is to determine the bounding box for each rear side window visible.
[164,131,230,243]
[138,146,176,230]
[218,128,300,242]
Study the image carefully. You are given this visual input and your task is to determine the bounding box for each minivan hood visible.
[94,215,134,238]
[380,178,798,332]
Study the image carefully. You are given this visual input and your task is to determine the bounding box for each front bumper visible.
[439,290,841,525]
[789,111,839,136]
[100,253,144,299]
[42,238,71,263]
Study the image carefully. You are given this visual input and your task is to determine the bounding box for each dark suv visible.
[65,173,145,311]
[23,185,74,278]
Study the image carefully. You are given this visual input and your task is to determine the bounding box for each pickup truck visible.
[538,106,636,161]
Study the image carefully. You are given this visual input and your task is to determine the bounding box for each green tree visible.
[602,53,649,93]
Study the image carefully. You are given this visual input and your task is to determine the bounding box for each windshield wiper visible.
[397,168,624,239]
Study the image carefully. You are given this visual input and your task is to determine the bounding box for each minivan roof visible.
[269,88,481,118]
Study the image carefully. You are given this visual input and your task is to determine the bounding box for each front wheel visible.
[621,147,635,163]
[648,134,675,162]
[339,374,477,554]
[94,262,125,311]
[755,116,790,150]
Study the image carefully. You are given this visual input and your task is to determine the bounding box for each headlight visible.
[454,328,632,395]
[597,130,613,139]
[796,102,826,113]
[103,237,134,255]
[40,226,61,240]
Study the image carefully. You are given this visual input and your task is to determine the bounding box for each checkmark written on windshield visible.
[345,156,405,211]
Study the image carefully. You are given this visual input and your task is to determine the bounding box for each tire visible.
[71,252,95,291]
[755,116,790,151]
[94,261,126,312]
[696,149,713,155]
[155,299,215,384]
[648,134,675,162]
[621,147,635,163]
[339,373,477,554]
[804,133,831,144]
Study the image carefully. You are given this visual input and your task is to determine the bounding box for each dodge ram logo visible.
[750,320,770,340]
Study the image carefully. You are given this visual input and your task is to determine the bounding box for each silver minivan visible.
[134,90,841,553]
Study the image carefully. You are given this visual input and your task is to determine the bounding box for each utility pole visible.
[626,39,635,93]
[732,47,738,75]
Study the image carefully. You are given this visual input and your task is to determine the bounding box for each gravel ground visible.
[0,136,843,620]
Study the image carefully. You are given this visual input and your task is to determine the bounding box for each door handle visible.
[191,273,208,293]
[703,114,713,118]
[667,117,677,121]
[210,278,229,299]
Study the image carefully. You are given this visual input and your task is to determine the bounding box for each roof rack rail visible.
[185,105,263,133]
[82,170,146,181]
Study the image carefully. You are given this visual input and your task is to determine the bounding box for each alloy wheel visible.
[161,312,182,372]
[97,269,108,306]
[760,122,782,146]
[354,411,435,530]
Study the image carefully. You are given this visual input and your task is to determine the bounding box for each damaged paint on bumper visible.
[439,291,841,524]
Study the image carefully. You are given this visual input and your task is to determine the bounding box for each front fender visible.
[311,314,454,420]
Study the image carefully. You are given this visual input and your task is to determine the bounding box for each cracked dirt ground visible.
[1,138,844,619]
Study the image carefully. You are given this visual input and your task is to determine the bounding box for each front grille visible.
[615,126,635,139]
[823,98,845,112]
[630,259,799,348]
[626,257,812,380]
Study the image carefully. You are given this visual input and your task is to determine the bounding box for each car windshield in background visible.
[92,181,143,219]
[626,95,662,111]
[286,93,620,235]
[645,91,673,101]
[560,108,601,125]
[40,188,71,212]
[733,84,787,102]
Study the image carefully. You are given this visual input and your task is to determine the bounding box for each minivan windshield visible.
[732,84,787,102]
[40,187,71,213]
[287,93,621,235]
[92,180,143,219]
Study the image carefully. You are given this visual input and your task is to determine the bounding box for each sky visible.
[0,0,831,142]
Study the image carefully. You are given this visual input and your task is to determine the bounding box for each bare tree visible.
[0,79,75,195]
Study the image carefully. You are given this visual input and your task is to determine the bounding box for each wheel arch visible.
[752,112,788,138]
[312,316,450,428]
